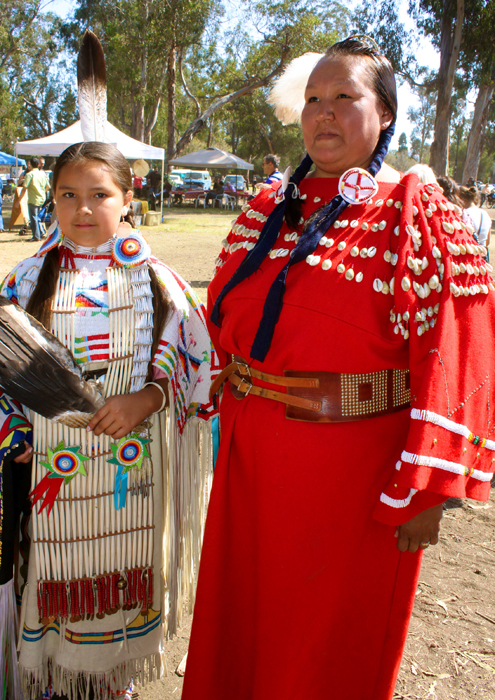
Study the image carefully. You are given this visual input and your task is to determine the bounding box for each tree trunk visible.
[144,57,170,143]
[207,118,213,148]
[166,40,177,163]
[429,0,465,175]
[462,66,495,183]
[260,122,274,153]
[132,102,145,142]
[130,1,148,141]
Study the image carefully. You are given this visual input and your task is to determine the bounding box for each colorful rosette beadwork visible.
[108,434,151,510]
[31,441,89,515]
[108,434,150,472]
[112,230,151,268]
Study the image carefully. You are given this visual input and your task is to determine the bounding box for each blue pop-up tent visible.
[0,151,25,165]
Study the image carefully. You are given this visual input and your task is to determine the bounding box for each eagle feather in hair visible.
[77,29,107,142]
[268,52,324,125]
[0,297,104,425]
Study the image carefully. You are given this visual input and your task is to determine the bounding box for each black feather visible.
[0,298,103,420]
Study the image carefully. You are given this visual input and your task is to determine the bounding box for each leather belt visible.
[210,356,411,423]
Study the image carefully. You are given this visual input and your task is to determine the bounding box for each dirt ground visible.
[2,202,495,699]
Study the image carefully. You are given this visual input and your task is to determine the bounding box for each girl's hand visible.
[395,503,444,553]
[87,380,168,439]
[13,442,33,464]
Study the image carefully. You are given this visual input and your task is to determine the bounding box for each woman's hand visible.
[395,503,444,553]
[13,442,33,464]
[87,380,168,439]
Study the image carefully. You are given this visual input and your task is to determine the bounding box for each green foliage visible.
[0,1,74,142]
[385,149,418,172]
[54,87,79,132]
[398,132,408,152]
[64,0,349,163]
[64,0,218,139]
[407,85,436,163]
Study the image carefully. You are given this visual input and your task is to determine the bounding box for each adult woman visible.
[458,185,492,248]
[182,36,495,700]
[0,142,215,699]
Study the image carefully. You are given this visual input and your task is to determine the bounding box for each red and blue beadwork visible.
[112,231,151,268]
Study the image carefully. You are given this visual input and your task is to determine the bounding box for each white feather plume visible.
[77,30,107,142]
[268,52,324,125]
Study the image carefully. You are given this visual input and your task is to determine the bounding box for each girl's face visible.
[301,55,393,178]
[54,161,133,247]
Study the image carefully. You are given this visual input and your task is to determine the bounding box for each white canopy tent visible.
[15,120,166,217]
[15,120,164,159]
[169,147,253,171]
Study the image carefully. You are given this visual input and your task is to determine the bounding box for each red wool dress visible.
[182,174,495,700]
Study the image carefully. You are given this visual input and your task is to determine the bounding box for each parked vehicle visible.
[170,169,211,190]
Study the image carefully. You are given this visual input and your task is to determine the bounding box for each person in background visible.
[17,160,33,186]
[147,165,161,200]
[20,157,49,242]
[205,175,225,207]
[262,154,282,184]
[132,172,143,199]
[404,163,437,185]
[458,185,492,251]
[224,179,236,194]
[436,175,464,209]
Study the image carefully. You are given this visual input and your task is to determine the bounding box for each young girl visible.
[0,142,217,699]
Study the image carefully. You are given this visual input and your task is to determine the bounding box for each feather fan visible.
[77,29,107,142]
[268,52,324,125]
[0,298,104,424]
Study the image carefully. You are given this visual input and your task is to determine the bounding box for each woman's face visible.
[301,55,393,178]
[54,161,132,247]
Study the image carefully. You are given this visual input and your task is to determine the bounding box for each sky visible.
[43,0,446,151]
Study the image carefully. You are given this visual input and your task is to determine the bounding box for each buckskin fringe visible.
[20,651,163,700]
[0,579,22,698]
[164,401,213,636]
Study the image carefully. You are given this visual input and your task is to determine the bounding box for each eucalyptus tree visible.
[354,0,492,176]
[460,0,495,182]
[0,0,65,146]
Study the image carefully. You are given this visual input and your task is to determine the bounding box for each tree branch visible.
[177,49,201,119]
[172,46,290,160]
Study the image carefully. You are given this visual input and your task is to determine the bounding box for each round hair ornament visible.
[112,230,151,268]
[338,168,379,205]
